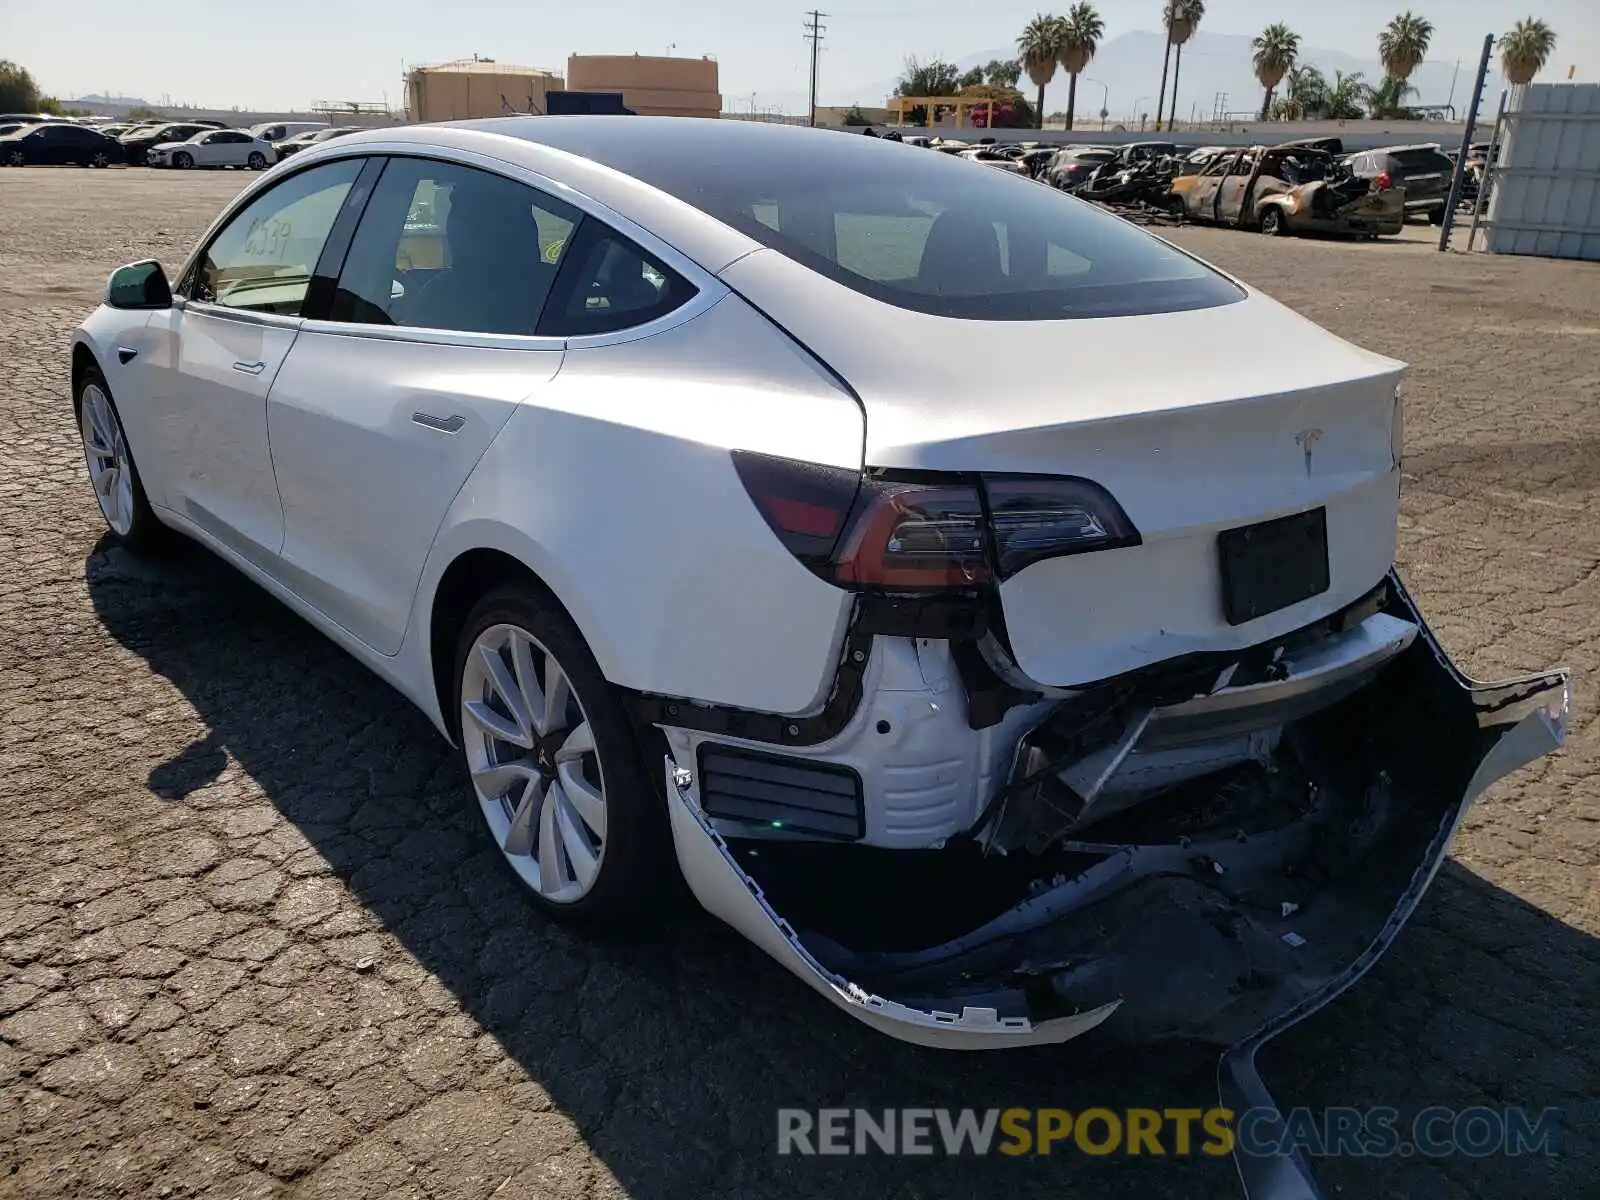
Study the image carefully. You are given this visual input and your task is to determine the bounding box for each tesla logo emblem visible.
[1295,428,1323,476]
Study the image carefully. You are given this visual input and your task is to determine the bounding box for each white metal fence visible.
[1485,83,1600,261]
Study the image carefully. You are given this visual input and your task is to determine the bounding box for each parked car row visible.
[0,115,346,170]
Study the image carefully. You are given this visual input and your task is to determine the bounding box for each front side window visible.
[190,158,362,316]
[329,157,579,335]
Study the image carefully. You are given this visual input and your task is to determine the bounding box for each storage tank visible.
[406,60,564,122]
[565,55,721,118]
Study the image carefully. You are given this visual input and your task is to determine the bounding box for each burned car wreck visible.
[657,574,1566,1198]
[1171,143,1406,237]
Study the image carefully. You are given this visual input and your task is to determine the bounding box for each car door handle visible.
[412,411,466,434]
[116,346,138,364]
[232,360,266,376]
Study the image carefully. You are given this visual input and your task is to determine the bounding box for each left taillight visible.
[733,451,1140,593]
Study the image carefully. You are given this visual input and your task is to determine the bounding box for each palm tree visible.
[1017,14,1065,130]
[1500,17,1558,85]
[1164,0,1204,130]
[1365,75,1416,117]
[1378,11,1434,83]
[1325,70,1368,120]
[1154,4,1174,135]
[1057,3,1105,131]
[1252,23,1300,120]
[1283,64,1329,119]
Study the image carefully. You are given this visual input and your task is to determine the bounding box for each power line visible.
[803,10,827,127]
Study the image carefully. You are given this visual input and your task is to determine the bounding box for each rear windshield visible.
[574,132,1242,320]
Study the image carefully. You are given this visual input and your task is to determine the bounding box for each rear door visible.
[266,156,580,653]
[1184,155,1233,221]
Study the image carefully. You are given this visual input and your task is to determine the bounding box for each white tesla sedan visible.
[146,129,276,170]
[72,119,1565,1086]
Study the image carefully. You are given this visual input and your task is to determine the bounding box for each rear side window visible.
[1388,148,1453,172]
[584,134,1240,320]
[537,220,697,337]
[328,157,580,335]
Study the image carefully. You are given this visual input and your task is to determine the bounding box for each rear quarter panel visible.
[410,294,867,715]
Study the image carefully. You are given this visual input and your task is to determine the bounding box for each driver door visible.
[139,157,369,567]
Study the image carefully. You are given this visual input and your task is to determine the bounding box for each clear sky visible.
[3,0,1593,112]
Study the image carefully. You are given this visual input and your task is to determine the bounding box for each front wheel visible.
[247,151,267,170]
[1260,207,1290,237]
[453,587,673,929]
[173,151,193,169]
[90,151,110,168]
[76,368,172,553]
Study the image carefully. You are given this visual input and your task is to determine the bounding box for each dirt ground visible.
[0,167,1595,1200]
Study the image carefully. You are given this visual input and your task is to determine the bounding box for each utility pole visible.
[804,10,827,127]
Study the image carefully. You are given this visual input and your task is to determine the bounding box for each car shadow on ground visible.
[85,538,1595,1200]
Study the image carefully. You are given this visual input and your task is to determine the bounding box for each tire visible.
[452,586,673,931]
[174,151,193,169]
[247,152,266,170]
[75,366,174,554]
[91,152,109,168]
[5,150,22,167]
[1428,206,1446,226]
[1260,207,1289,237]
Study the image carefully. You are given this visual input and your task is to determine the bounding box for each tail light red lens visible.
[732,452,1139,592]
[1376,170,1394,191]
[833,484,990,587]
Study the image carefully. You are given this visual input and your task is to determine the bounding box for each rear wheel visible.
[5,150,23,167]
[173,151,193,169]
[453,587,672,930]
[76,367,172,553]
[247,151,267,170]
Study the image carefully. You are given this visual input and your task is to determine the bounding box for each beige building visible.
[405,60,564,122]
[566,55,721,118]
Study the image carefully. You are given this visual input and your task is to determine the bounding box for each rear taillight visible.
[986,477,1138,576]
[1376,170,1393,191]
[733,452,1139,592]
[833,483,990,587]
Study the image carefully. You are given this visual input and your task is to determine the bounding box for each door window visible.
[329,157,579,335]
[190,158,363,316]
[537,220,697,337]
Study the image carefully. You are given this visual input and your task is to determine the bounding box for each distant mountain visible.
[68,93,155,107]
[827,29,1500,122]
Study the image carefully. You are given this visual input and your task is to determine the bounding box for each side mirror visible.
[106,260,172,310]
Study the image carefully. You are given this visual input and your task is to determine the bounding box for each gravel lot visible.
[1,167,1596,1200]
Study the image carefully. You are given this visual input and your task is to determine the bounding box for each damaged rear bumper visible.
[664,571,1568,1191]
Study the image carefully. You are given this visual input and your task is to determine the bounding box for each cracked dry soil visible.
[0,169,1596,1200]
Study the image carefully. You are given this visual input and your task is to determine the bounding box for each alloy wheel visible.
[91,152,108,168]
[248,152,266,170]
[6,151,21,167]
[461,623,608,903]
[80,384,135,536]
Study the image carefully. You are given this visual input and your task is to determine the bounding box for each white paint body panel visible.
[267,329,562,654]
[719,249,1405,687]
[414,295,864,713]
[138,303,299,562]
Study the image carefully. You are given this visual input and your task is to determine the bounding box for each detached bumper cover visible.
[666,572,1568,1194]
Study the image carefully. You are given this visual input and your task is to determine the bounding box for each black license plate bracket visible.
[1218,508,1330,626]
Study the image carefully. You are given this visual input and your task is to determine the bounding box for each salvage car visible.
[1345,143,1456,224]
[1172,144,1405,237]
[0,122,124,167]
[71,117,1566,1197]
[118,122,214,166]
[146,129,276,170]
